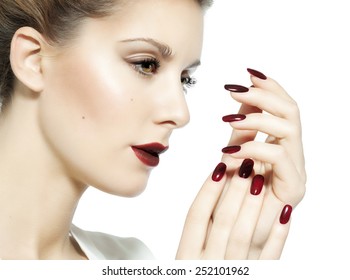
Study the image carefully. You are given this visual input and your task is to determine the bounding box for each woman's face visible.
[38,0,204,196]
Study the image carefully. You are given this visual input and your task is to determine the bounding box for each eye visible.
[130,58,161,76]
[181,76,197,93]
[181,76,197,87]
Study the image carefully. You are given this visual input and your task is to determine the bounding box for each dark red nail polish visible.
[222,145,241,154]
[247,68,267,80]
[222,114,246,122]
[279,204,293,224]
[239,159,254,178]
[250,175,264,195]
[212,162,227,182]
[224,84,249,93]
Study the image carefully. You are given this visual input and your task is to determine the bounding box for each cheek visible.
[42,53,141,139]
[53,57,123,120]
[38,53,151,195]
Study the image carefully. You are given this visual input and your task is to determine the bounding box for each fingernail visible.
[222,145,241,154]
[239,159,254,178]
[212,162,227,182]
[247,68,267,80]
[250,175,264,195]
[279,204,293,224]
[224,84,249,93]
[222,114,246,122]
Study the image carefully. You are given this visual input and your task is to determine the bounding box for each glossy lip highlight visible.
[131,142,169,167]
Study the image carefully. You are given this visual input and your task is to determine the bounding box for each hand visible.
[176,69,306,259]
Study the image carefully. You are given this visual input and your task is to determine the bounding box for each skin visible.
[0,0,203,259]
[0,0,306,260]
[177,77,306,259]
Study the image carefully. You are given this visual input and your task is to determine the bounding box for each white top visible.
[70,224,155,260]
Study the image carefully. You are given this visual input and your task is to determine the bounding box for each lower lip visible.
[132,147,160,167]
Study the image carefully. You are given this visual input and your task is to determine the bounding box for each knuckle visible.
[286,100,301,118]
[273,145,287,161]
[301,169,307,185]
[278,179,306,206]
[297,182,307,201]
[272,224,289,241]
[213,210,234,230]
[289,181,306,205]
[186,206,205,225]
[283,121,301,138]
[230,229,251,246]
[294,173,307,202]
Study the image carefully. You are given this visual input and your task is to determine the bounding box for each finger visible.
[222,104,261,170]
[259,204,292,259]
[229,87,301,121]
[225,113,306,185]
[203,163,254,259]
[247,69,294,102]
[225,175,265,259]
[227,141,305,205]
[176,162,227,259]
[237,101,261,117]
[247,194,284,259]
[225,103,262,146]
[224,78,305,182]
[225,113,305,181]
[228,113,295,139]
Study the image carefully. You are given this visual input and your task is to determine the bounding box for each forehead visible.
[77,0,204,60]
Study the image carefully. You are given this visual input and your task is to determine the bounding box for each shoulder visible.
[70,224,155,260]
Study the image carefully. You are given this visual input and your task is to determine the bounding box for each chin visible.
[93,175,150,198]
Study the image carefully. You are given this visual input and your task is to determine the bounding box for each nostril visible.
[159,120,177,126]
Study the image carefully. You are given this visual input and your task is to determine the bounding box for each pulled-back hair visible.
[0,0,213,109]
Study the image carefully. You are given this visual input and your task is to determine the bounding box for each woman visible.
[0,0,306,259]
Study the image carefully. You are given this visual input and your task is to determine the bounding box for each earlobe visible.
[10,27,46,93]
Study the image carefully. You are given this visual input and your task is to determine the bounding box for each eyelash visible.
[130,58,197,92]
[131,58,161,76]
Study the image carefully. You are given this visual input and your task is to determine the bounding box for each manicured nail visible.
[222,114,246,122]
[222,145,241,154]
[279,204,293,224]
[250,175,264,195]
[212,162,227,182]
[224,84,249,93]
[239,159,254,178]
[247,68,267,80]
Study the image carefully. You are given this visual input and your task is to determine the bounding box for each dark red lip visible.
[131,143,169,167]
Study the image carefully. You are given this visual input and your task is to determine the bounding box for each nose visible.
[153,79,190,129]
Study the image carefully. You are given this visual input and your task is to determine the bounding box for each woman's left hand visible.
[176,69,306,259]
[218,69,306,258]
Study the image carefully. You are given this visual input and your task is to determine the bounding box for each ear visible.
[10,27,47,93]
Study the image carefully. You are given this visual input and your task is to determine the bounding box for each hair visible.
[0,0,213,110]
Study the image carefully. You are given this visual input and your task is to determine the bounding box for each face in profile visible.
[37,0,204,196]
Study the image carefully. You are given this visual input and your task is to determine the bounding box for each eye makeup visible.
[120,38,200,93]
[129,57,161,76]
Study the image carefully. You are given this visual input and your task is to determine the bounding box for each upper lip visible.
[131,142,169,156]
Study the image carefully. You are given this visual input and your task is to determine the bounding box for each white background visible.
[73,0,350,268]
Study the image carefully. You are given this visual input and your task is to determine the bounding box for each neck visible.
[0,92,87,259]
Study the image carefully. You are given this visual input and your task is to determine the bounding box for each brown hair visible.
[0,0,213,109]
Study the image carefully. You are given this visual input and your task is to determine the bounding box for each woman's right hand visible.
[176,161,293,259]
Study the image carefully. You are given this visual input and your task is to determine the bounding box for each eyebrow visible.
[119,37,173,58]
[119,37,201,69]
